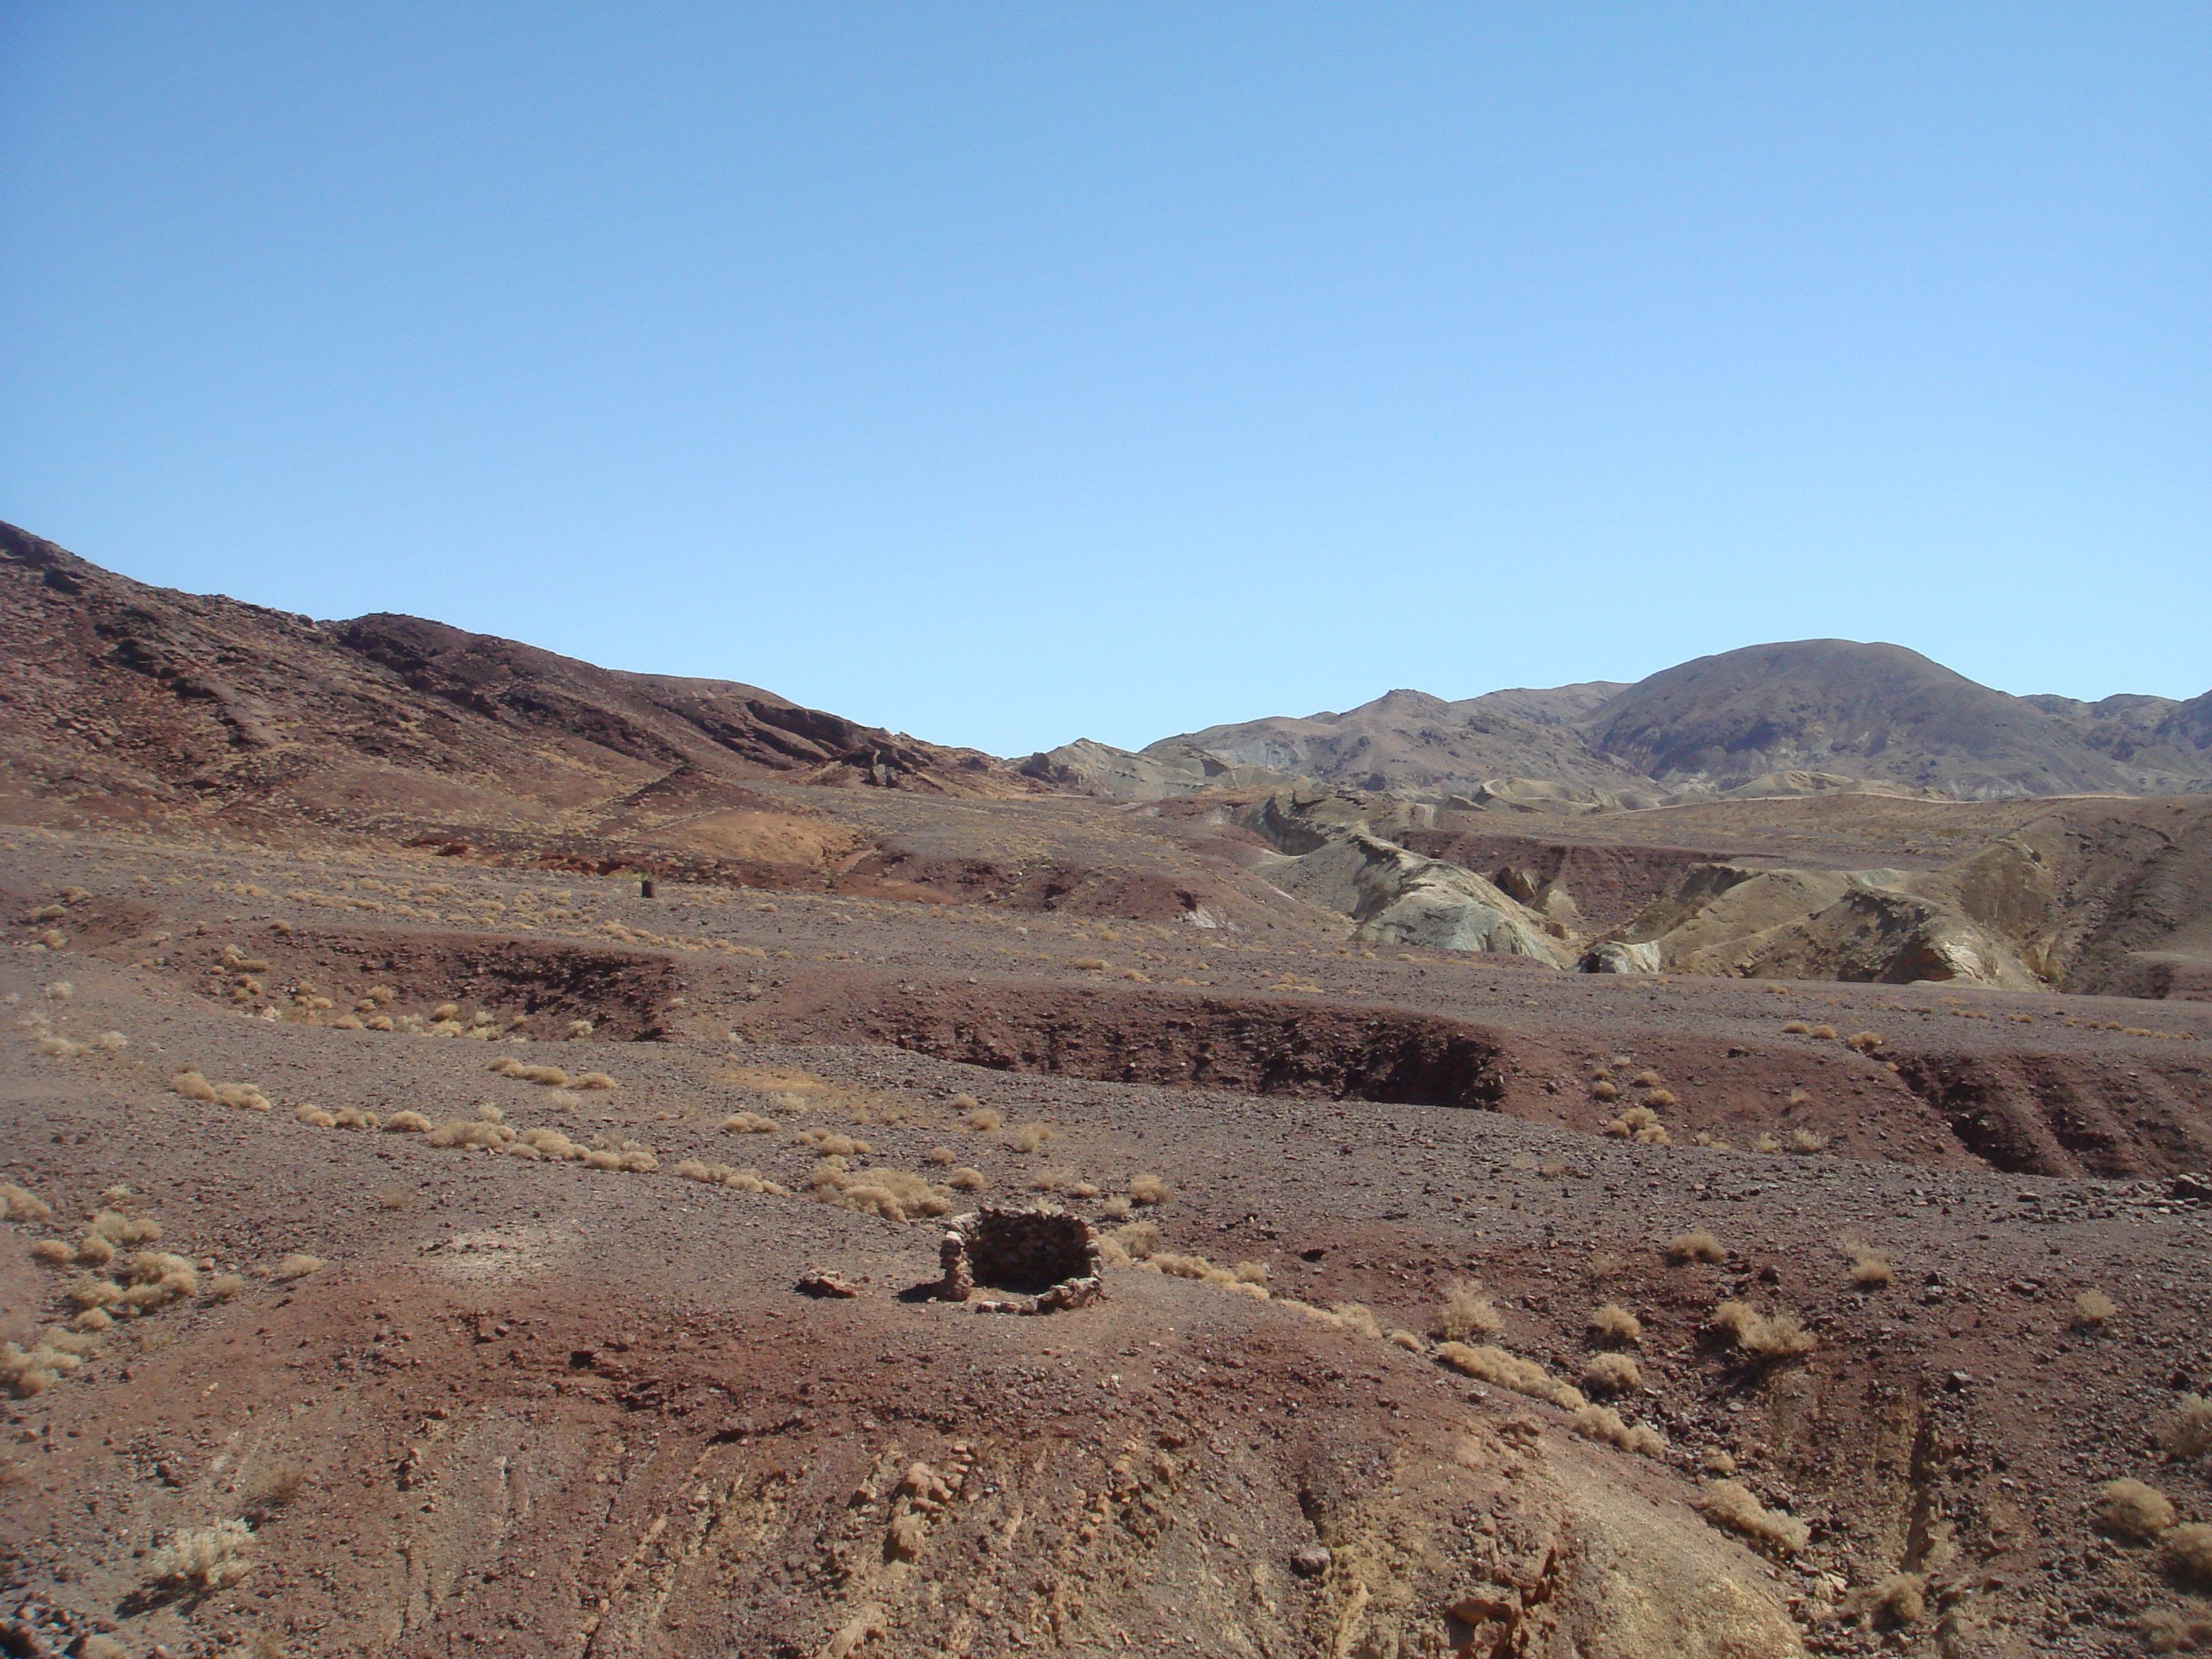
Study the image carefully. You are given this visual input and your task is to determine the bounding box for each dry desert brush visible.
[1666,1231,1727,1265]
[2164,1524,2212,1587]
[171,1070,272,1111]
[1434,1343,1586,1411]
[1696,1480,1809,1555]
[2098,1478,2177,1542]
[1588,1303,1643,1346]
[143,1519,256,1593]
[2074,1289,2120,1331]
[1846,1573,1926,1629]
[1581,1352,1642,1395]
[1429,1280,1504,1342]
[1573,1405,1665,1458]
[2163,1395,2212,1460]
[1843,1244,1894,1288]
[1,1182,53,1223]
[1711,1300,1817,1360]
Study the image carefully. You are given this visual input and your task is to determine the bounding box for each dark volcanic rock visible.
[1582,639,2157,799]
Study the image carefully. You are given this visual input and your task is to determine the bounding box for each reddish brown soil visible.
[1,829,2209,1658]
[4,527,2212,1655]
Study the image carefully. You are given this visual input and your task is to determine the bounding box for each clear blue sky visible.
[4,4,2206,755]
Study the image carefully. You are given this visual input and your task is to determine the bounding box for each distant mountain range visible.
[6,518,2207,833]
[1027,640,2212,805]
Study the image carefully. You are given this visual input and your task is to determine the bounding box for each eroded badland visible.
[2,521,2210,1659]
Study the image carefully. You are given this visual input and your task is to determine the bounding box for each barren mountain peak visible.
[1117,638,2212,808]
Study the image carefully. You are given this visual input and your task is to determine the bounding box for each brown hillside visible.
[0,521,1033,849]
[1581,639,2180,799]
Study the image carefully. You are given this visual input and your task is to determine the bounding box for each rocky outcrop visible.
[1262,831,1573,961]
[336,612,1033,797]
[1398,827,1725,935]
[1675,768,1946,804]
[1499,795,2212,994]
[1443,778,1669,815]
[1619,867,2044,987]
[1289,1416,1807,1659]
[2157,689,2212,758]
[1147,688,1660,803]
[1016,738,1301,800]
[1231,793,1573,963]
[1889,1049,2212,1177]
[1580,940,1662,974]
[1196,784,2212,991]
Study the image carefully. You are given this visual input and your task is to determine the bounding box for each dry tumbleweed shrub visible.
[2163,1395,2212,1459]
[2073,1290,2118,1331]
[1588,1303,1642,1346]
[1433,1342,1586,1411]
[1573,1405,1665,1457]
[0,1183,53,1223]
[144,1519,256,1591]
[1843,1245,1892,1287]
[171,1071,271,1111]
[1847,1573,1925,1627]
[721,1111,778,1134]
[2164,1524,2212,1586]
[1667,1231,1727,1264]
[1429,1280,1503,1342]
[1712,1300,1817,1359]
[1581,1352,1642,1395]
[1696,1480,1808,1554]
[1143,1253,1269,1300]
[2134,1606,2212,1652]
[2097,1478,2176,1541]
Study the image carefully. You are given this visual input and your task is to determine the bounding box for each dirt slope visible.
[10,521,2212,1007]
[1,827,2209,1659]
[1142,688,1662,801]
[0,521,1029,845]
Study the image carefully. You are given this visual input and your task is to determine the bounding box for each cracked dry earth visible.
[2,828,2212,1658]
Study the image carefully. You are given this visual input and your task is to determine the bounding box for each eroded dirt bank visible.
[0,827,2208,1658]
